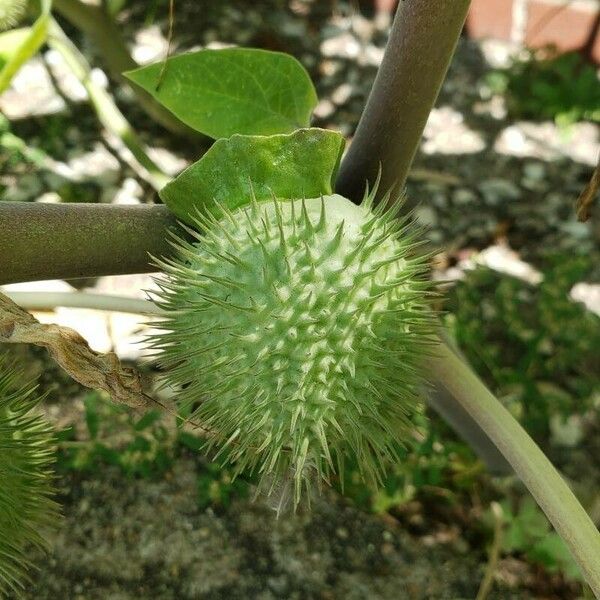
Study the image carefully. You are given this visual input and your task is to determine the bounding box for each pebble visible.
[314,99,336,119]
[415,206,437,227]
[330,83,353,105]
[321,32,361,59]
[478,178,521,205]
[452,188,477,205]
[522,161,546,182]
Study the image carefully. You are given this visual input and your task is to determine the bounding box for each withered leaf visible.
[0,291,148,409]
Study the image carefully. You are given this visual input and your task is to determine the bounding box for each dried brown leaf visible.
[0,291,148,409]
[576,154,600,222]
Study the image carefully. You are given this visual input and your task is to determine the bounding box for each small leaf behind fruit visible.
[125,48,318,138]
[160,128,345,223]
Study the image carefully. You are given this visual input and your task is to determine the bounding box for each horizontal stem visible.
[426,340,600,595]
[1,291,163,315]
[0,202,180,284]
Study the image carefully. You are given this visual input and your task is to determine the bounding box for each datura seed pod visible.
[0,0,27,31]
[150,192,436,507]
[0,357,58,595]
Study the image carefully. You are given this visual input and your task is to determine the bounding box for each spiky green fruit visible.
[0,0,26,31]
[151,193,436,506]
[0,356,59,596]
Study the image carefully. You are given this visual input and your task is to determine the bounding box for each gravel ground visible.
[23,459,531,600]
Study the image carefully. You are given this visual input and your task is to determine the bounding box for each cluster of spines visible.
[0,356,59,596]
[0,0,26,31]
[149,188,437,508]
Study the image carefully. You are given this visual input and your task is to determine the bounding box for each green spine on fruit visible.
[0,0,26,31]
[150,192,436,506]
[0,357,59,596]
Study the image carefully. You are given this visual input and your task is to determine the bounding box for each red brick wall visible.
[374,0,600,63]
[465,0,600,63]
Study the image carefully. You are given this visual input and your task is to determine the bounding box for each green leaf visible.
[160,128,345,224]
[124,48,318,138]
[531,533,582,580]
[84,394,100,440]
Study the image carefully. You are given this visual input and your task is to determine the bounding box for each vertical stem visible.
[427,341,600,595]
[336,0,471,202]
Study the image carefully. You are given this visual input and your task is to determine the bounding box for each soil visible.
[23,459,530,600]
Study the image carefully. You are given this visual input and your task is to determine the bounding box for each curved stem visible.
[0,202,180,284]
[47,19,171,191]
[1,291,162,315]
[52,0,198,139]
[335,0,471,203]
[0,6,50,93]
[427,340,600,595]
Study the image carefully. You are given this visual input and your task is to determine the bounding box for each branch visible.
[576,152,599,222]
[2,291,163,315]
[427,341,600,596]
[336,0,471,203]
[0,290,148,409]
[47,19,171,191]
[52,0,198,139]
[0,202,179,284]
[0,6,50,93]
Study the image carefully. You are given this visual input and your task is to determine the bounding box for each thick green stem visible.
[336,0,471,203]
[47,19,171,191]
[427,340,600,595]
[52,0,198,138]
[0,202,179,284]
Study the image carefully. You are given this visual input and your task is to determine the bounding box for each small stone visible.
[559,221,589,239]
[267,574,289,595]
[415,206,437,227]
[67,143,121,184]
[36,191,62,203]
[321,32,361,60]
[313,99,336,119]
[112,177,144,205]
[452,188,477,205]
[3,173,43,201]
[319,59,342,78]
[360,44,385,67]
[331,83,352,105]
[351,14,374,42]
[523,161,545,182]
[478,178,521,205]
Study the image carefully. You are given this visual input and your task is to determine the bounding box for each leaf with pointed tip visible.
[125,48,318,138]
[159,128,345,224]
